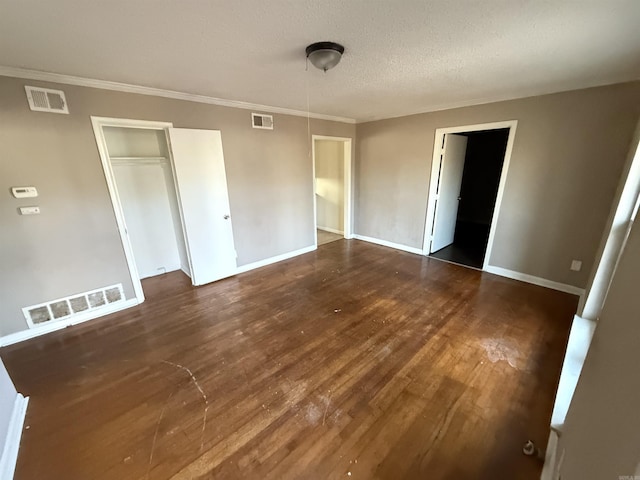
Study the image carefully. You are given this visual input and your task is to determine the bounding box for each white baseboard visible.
[350,236,585,296]
[236,245,317,274]
[353,234,423,255]
[0,394,29,480]
[317,226,344,235]
[0,298,140,347]
[484,265,585,296]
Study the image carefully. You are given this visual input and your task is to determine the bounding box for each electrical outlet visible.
[570,260,582,272]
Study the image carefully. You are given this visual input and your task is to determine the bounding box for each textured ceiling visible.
[1,0,639,122]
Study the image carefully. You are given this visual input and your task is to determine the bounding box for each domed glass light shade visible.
[306,42,345,72]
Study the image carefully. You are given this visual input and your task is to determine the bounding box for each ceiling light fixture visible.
[306,42,345,72]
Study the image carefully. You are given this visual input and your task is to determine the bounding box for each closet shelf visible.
[110,156,168,161]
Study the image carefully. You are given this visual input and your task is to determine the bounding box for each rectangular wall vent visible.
[251,112,273,130]
[25,86,69,114]
[22,284,125,328]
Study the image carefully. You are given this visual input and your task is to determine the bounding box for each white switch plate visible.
[19,206,40,215]
[11,186,38,198]
[570,260,582,271]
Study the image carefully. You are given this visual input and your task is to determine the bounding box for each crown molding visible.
[0,66,356,124]
[356,76,640,123]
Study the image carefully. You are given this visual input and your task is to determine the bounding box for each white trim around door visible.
[312,135,354,247]
[422,120,518,271]
[91,116,175,304]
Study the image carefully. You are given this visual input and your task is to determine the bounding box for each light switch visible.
[570,260,582,272]
[19,206,40,215]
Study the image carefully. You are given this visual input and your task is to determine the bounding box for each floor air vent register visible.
[22,284,125,328]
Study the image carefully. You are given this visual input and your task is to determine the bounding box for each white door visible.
[431,134,468,252]
[168,128,237,285]
[112,161,182,278]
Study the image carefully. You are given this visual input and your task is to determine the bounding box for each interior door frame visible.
[312,135,354,246]
[422,120,518,270]
[91,116,175,304]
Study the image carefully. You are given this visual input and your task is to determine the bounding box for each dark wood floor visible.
[1,239,576,480]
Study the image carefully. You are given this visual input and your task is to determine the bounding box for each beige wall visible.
[355,82,640,288]
[102,126,170,158]
[558,216,640,479]
[315,139,344,233]
[0,75,354,336]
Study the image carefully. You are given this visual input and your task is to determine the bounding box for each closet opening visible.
[92,118,190,302]
[103,125,190,288]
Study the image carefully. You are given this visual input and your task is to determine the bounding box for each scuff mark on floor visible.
[161,360,210,451]
[376,344,393,360]
[305,403,322,425]
[322,391,332,426]
[479,338,521,368]
[147,389,175,479]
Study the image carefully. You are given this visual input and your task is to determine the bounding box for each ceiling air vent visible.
[25,86,69,114]
[251,113,273,130]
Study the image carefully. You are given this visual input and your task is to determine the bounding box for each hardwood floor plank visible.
[1,239,576,479]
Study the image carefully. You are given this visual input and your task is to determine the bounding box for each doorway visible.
[312,135,353,246]
[423,121,517,269]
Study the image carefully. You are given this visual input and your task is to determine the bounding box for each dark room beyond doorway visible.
[430,128,509,268]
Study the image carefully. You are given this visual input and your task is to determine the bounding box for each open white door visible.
[430,134,468,252]
[168,128,237,286]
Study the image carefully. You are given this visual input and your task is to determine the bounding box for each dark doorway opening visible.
[430,128,510,268]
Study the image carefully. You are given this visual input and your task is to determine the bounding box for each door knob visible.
[223,214,230,220]
[457,197,462,201]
